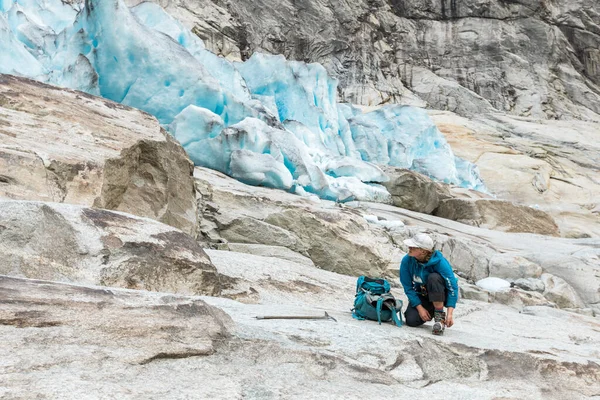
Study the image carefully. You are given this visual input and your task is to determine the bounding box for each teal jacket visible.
[399,250,459,308]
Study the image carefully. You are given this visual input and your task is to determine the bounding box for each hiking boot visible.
[432,310,446,336]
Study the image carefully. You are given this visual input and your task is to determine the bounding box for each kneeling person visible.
[400,233,458,335]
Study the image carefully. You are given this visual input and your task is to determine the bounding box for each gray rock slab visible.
[434,198,560,236]
[514,278,546,293]
[226,243,315,268]
[2,247,599,399]
[0,275,231,399]
[381,166,451,214]
[430,110,600,239]
[199,249,600,399]
[0,199,219,296]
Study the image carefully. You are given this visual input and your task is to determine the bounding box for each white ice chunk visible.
[321,155,388,183]
[170,105,225,147]
[230,149,294,189]
[324,176,392,203]
[476,277,511,292]
[377,219,405,230]
[363,214,405,230]
[363,214,379,223]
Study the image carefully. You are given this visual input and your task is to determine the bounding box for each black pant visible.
[404,273,446,327]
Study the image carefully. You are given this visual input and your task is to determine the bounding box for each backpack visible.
[351,276,403,327]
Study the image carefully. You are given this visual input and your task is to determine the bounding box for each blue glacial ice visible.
[0,0,487,202]
[0,13,44,77]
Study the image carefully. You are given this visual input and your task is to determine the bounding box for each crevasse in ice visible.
[0,0,487,202]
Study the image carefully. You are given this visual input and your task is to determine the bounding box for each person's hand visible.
[446,307,454,328]
[416,305,431,322]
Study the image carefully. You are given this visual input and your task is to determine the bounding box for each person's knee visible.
[428,272,443,284]
[404,310,424,327]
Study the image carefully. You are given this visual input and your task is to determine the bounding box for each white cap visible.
[403,233,434,251]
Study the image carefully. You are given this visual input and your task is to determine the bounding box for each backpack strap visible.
[375,297,385,325]
[379,294,403,327]
[355,276,366,294]
[383,298,403,327]
[351,289,368,321]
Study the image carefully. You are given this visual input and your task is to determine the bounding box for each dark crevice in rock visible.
[549,176,584,188]
[0,318,62,328]
[81,207,138,229]
[0,175,16,184]
[138,349,215,365]
[392,14,535,22]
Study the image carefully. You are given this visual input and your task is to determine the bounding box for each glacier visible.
[0,0,487,202]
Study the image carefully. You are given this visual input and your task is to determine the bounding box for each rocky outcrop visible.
[431,110,600,238]
[127,0,600,120]
[382,165,560,236]
[541,273,586,309]
[1,166,598,399]
[0,74,198,236]
[0,199,220,296]
[195,166,403,277]
[434,198,560,236]
[488,255,543,281]
[193,165,599,313]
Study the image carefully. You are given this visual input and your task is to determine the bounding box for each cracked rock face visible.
[195,167,404,278]
[0,74,198,237]
[0,275,231,398]
[430,110,600,238]
[434,198,560,236]
[0,199,220,296]
[126,0,600,120]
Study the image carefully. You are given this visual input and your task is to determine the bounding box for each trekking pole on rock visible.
[255,311,337,322]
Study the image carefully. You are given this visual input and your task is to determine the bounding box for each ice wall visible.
[0,0,487,202]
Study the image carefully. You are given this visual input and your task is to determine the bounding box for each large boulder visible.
[0,74,198,236]
[541,273,586,309]
[0,199,220,296]
[437,235,496,282]
[488,254,543,280]
[381,166,451,214]
[434,198,560,236]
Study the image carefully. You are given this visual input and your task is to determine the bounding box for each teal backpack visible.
[351,276,403,327]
